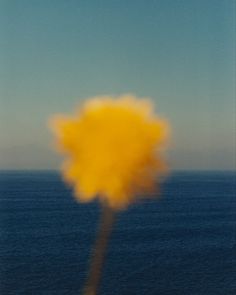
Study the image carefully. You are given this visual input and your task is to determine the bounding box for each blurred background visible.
[0,0,235,171]
[0,1,235,295]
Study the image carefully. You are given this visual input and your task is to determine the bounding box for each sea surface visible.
[0,171,235,295]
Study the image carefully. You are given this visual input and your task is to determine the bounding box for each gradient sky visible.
[0,0,235,170]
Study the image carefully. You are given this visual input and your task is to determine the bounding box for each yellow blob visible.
[50,94,170,209]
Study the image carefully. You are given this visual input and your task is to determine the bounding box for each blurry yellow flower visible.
[50,94,170,209]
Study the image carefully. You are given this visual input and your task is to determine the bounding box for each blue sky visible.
[0,0,235,170]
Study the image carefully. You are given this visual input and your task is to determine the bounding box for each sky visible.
[0,0,235,170]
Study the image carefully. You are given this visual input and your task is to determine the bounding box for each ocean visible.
[0,171,235,295]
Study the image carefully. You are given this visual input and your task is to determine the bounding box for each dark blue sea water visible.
[0,171,235,295]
